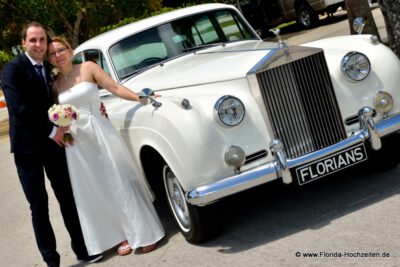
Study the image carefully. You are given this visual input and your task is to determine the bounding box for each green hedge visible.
[0,50,13,73]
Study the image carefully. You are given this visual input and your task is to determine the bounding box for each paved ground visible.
[1,135,399,267]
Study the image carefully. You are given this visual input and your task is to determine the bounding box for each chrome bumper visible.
[186,108,400,206]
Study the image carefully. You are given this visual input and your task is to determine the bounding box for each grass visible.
[270,20,297,31]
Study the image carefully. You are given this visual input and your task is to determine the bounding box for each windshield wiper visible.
[182,42,224,52]
[120,70,141,80]
[119,63,159,80]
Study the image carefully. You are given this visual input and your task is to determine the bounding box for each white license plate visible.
[295,144,368,185]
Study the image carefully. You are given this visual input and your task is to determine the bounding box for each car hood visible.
[123,40,279,91]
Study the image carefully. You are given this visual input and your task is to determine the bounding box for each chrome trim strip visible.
[248,48,280,75]
[186,111,400,206]
[249,46,324,74]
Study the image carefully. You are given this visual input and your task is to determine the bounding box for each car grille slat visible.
[257,50,347,159]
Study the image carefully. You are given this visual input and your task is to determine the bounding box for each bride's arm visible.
[83,61,141,102]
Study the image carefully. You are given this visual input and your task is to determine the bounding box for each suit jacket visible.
[1,53,56,154]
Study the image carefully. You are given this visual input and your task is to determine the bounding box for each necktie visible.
[34,64,46,84]
[34,64,50,97]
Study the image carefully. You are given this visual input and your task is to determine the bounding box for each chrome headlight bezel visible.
[214,95,245,127]
[341,51,371,81]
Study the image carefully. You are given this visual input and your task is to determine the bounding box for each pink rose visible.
[52,113,59,121]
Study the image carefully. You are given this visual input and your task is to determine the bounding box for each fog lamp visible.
[373,91,393,114]
[225,146,245,169]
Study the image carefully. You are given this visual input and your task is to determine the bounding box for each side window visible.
[192,16,219,45]
[72,49,111,76]
[83,50,111,76]
[216,11,253,41]
[188,10,254,45]
[72,52,84,64]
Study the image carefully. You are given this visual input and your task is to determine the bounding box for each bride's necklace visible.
[61,67,73,80]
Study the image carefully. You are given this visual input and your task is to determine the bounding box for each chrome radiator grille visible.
[257,50,346,159]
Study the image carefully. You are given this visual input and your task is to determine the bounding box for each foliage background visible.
[1,0,399,70]
[0,0,236,49]
[0,1,239,70]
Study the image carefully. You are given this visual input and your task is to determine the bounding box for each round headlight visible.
[341,52,371,81]
[214,96,245,127]
[373,91,393,114]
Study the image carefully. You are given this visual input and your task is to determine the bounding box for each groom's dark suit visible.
[1,53,89,265]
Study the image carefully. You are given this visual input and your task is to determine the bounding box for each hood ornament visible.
[269,28,287,49]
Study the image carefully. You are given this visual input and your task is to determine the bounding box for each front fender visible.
[302,35,400,131]
[107,79,273,191]
[107,96,231,191]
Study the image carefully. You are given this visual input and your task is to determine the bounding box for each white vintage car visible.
[74,3,400,243]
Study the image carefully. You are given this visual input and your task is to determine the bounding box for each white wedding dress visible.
[58,81,164,255]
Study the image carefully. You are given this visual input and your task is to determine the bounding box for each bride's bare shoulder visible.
[81,61,99,69]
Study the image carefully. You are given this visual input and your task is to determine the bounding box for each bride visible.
[47,36,165,257]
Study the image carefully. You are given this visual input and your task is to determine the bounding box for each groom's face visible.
[22,26,47,63]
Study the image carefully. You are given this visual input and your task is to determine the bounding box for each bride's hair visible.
[48,36,72,50]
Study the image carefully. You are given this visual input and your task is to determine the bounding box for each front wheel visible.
[163,164,220,243]
[297,4,318,28]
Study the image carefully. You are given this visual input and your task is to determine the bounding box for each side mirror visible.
[138,88,162,108]
[353,17,365,34]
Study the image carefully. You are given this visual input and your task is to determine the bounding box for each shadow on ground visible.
[163,136,400,253]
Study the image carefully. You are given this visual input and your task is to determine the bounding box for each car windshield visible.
[109,9,257,80]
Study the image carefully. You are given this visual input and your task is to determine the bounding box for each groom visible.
[1,22,102,266]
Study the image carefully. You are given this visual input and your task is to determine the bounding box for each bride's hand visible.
[139,94,161,105]
[59,126,70,133]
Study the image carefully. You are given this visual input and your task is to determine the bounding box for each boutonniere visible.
[50,65,60,80]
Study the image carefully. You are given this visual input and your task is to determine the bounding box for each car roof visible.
[75,3,236,52]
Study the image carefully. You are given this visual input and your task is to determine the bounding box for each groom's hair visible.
[21,21,50,41]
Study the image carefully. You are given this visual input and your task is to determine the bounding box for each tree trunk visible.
[377,0,400,58]
[345,0,380,40]
[72,11,83,48]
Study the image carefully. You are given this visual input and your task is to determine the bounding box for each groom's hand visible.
[52,127,66,147]
[100,102,108,119]
[52,127,74,147]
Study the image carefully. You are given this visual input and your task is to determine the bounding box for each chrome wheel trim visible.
[163,165,190,232]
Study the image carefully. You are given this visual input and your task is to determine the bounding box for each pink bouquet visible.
[48,104,78,142]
